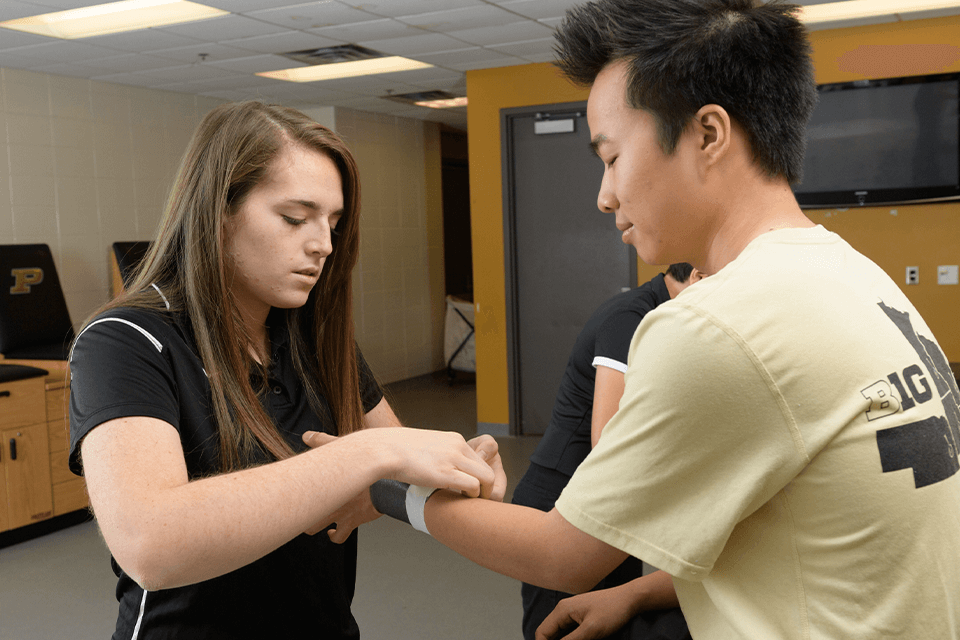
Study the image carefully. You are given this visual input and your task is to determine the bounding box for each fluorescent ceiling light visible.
[798,0,960,29]
[382,90,466,109]
[0,0,228,40]
[415,97,468,109]
[258,56,433,82]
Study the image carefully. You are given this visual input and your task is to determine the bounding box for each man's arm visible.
[424,494,628,594]
[535,571,679,640]
[591,365,625,447]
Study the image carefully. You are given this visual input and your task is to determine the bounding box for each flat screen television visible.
[794,72,960,209]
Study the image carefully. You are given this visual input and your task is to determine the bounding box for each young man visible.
[317,1,960,637]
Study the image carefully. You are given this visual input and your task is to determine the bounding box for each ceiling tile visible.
[415,46,508,66]
[12,0,115,8]
[0,48,51,70]
[285,73,415,93]
[82,53,193,74]
[446,20,553,46]
[308,17,424,42]
[83,29,206,53]
[447,55,527,71]
[397,5,522,31]
[359,32,471,55]
[0,1,59,21]
[381,66,463,85]
[143,42,262,65]
[488,37,555,57]
[0,27,57,49]
[201,0,306,12]
[496,0,585,21]
[249,2,380,30]
[223,30,345,54]
[346,0,481,18]
[515,50,555,63]
[207,53,308,73]
[157,14,287,42]
[0,0,593,124]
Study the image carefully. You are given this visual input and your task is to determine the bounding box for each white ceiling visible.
[0,0,861,129]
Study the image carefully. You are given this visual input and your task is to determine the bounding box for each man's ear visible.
[692,104,732,167]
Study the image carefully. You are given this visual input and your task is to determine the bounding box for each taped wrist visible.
[369,479,438,535]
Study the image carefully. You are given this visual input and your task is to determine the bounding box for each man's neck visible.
[699,177,814,275]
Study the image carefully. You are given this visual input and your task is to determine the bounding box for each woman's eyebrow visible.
[283,200,344,217]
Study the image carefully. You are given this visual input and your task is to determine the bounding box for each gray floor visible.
[0,373,540,640]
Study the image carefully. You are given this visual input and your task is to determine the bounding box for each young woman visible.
[68,101,502,639]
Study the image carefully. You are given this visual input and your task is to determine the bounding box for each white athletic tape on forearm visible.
[369,479,438,535]
[405,484,438,534]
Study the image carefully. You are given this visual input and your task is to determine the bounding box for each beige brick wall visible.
[0,68,446,384]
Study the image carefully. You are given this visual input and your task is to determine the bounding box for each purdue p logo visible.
[10,268,43,295]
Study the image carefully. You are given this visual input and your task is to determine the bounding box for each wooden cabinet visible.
[46,376,88,516]
[0,375,54,531]
[0,360,87,533]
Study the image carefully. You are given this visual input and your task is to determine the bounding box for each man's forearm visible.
[424,491,627,594]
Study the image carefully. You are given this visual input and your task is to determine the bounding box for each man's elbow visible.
[533,538,620,594]
[540,560,607,594]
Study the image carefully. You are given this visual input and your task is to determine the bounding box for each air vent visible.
[281,44,385,66]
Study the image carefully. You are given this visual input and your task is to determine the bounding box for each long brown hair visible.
[88,101,364,471]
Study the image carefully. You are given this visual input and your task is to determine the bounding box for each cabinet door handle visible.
[0,390,10,398]
[9,438,16,461]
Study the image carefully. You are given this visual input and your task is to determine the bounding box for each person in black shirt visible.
[69,101,504,640]
[512,264,701,640]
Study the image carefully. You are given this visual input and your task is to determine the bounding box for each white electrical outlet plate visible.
[906,266,919,285]
[937,265,959,285]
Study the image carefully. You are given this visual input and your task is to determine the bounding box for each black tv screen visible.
[795,72,960,209]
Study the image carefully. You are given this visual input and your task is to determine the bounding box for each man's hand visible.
[535,572,679,640]
[535,585,639,640]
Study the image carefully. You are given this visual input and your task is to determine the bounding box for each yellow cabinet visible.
[0,375,53,531]
[0,360,87,533]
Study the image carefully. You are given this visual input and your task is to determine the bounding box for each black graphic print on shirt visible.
[861,302,960,488]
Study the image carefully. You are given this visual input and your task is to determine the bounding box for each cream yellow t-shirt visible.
[557,226,960,639]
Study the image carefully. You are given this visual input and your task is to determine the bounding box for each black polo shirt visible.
[529,274,672,477]
[69,304,383,640]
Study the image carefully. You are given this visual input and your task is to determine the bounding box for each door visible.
[3,423,53,530]
[503,103,635,435]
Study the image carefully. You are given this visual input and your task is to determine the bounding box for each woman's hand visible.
[307,488,382,542]
[467,435,507,501]
[301,431,382,540]
[303,427,497,499]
